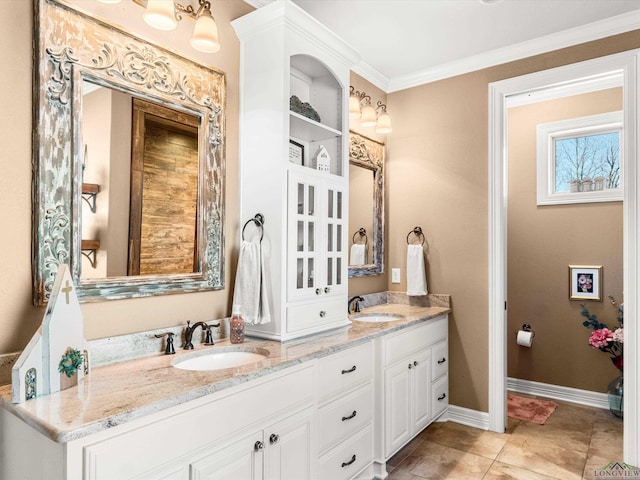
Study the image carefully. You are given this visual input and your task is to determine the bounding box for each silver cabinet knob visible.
[254,441,264,451]
[324,286,331,294]
[269,433,279,444]
[319,310,326,318]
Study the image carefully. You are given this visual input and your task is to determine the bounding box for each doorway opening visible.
[488,51,638,466]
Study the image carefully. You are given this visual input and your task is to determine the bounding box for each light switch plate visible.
[392,268,401,283]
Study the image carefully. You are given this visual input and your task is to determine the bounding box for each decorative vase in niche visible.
[607,374,623,419]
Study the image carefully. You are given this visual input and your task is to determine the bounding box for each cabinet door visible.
[384,361,412,457]
[265,407,315,480]
[189,430,264,480]
[323,185,346,298]
[289,172,320,301]
[411,349,432,434]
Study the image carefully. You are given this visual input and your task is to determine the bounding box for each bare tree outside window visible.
[554,131,620,193]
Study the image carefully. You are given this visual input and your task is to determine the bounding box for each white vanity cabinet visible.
[317,342,375,480]
[189,406,315,480]
[232,1,359,341]
[381,315,448,458]
[1,363,317,480]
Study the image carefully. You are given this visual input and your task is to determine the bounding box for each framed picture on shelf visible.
[569,265,602,301]
[289,140,304,166]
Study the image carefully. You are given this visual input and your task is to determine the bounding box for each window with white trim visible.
[536,111,623,205]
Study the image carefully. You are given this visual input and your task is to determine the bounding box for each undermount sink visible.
[172,347,269,371]
[351,313,405,323]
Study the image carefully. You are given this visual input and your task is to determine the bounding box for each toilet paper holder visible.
[518,323,535,338]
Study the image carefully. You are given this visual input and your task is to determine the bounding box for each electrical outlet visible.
[392,268,401,283]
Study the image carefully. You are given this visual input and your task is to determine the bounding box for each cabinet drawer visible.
[432,375,448,419]
[384,315,447,366]
[318,383,373,454]
[318,342,373,402]
[432,341,448,381]
[319,425,373,480]
[287,298,346,335]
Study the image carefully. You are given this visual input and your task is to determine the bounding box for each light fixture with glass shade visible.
[97,0,221,53]
[349,86,392,133]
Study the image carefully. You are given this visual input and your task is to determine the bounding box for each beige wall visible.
[387,32,640,412]
[507,89,623,391]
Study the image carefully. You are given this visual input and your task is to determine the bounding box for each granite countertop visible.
[0,303,449,444]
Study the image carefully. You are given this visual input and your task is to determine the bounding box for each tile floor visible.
[386,399,626,479]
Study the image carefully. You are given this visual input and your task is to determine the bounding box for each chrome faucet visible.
[347,296,364,314]
[183,321,220,350]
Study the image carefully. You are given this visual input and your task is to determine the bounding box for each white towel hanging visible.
[232,240,271,325]
[406,244,428,296]
[350,244,366,265]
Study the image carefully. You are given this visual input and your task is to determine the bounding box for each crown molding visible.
[240,2,640,94]
[387,9,640,92]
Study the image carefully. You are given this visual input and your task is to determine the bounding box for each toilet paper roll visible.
[517,330,533,347]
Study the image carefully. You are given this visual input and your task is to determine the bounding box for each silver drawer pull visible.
[438,393,447,401]
[319,310,326,318]
[341,454,356,468]
[254,441,264,451]
[341,365,356,374]
[437,358,447,365]
[324,286,331,294]
[315,288,322,295]
[341,410,357,421]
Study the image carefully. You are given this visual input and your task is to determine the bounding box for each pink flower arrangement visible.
[581,296,624,372]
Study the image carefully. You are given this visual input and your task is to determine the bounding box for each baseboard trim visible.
[507,377,609,410]
[448,377,609,431]
[447,405,490,430]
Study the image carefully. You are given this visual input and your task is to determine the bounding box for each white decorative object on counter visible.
[11,264,89,403]
[313,145,331,172]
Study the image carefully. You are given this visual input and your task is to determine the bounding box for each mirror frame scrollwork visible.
[348,131,385,277]
[32,0,226,306]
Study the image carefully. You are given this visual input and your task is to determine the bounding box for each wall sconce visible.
[349,86,392,134]
[97,0,221,53]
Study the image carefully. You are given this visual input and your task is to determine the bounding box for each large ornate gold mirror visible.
[348,131,384,277]
[32,0,226,305]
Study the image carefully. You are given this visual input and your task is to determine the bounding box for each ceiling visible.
[245,0,640,92]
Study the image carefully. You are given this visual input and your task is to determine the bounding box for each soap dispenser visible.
[230,310,245,344]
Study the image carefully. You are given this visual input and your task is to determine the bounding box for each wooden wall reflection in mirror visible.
[33,0,226,305]
[348,131,384,277]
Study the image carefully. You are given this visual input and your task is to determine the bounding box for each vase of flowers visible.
[581,296,623,418]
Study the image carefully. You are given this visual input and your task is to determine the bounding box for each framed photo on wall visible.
[569,265,602,301]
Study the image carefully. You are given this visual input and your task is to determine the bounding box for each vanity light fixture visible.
[96,0,221,53]
[349,86,392,134]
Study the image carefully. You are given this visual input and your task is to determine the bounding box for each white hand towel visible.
[350,244,366,265]
[406,244,428,296]
[232,240,271,325]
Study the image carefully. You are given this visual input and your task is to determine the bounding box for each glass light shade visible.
[349,95,361,119]
[143,0,177,31]
[190,11,221,53]
[359,104,377,127]
[375,111,392,133]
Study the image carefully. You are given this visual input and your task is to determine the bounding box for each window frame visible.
[536,111,623,205]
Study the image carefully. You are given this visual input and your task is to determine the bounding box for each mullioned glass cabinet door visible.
[288,171,347,302]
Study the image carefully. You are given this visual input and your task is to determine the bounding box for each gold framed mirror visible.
[32,0,226,305]
[348,131,384,277]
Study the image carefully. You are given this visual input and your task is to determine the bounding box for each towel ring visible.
[406,226,425,245]
[352,228,368,247]
[242,213,265,242]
